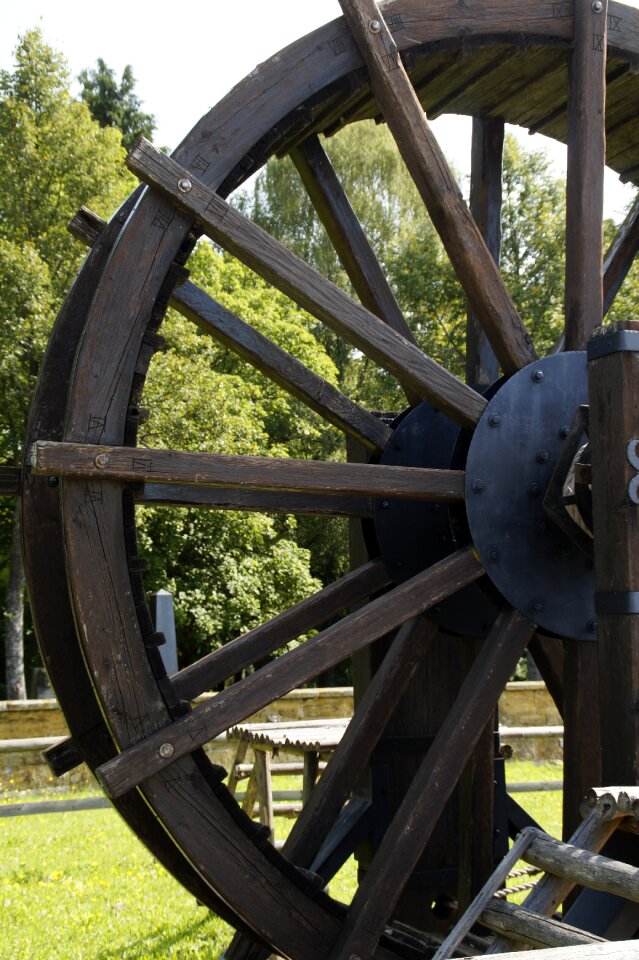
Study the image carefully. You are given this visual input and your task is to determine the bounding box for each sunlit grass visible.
[1,762,562,957]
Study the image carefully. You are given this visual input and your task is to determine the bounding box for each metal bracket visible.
[595,591,639,614]
[587,329,639,360]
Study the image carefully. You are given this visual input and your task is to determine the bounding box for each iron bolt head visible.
[369,18,381,31]
[587,618,598,634]
[538,519,548,532]
[159,742,174,759]
[592,1,603,11]
[536,450,550,463]
[47,475,59,487]
[94,452,110,468]
[381,500,389,509]
[488,548,500,562]
[530,599,543,613]
[489,414,502,427]
[532,369,545,383]
[178,177,193,193]
[529,483,541,497]
[472,479,486,493]
[559,426,570,439]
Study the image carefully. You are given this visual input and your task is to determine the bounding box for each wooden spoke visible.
[138,483,373,518]
[329,607,536,960]
[466,118,503,386]
[603,195,639,315]
[564,0,608,349]
[283,616,438,868]
[126,139,487,429]
[70,208,392,454]
[528,633,564,718]
[172,559,393,700]
[32,440,466,501]
[337,0,537,376]
[96,547,484,798]
[291,135,421,406]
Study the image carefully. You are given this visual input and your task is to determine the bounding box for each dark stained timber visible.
[33,440,466,501]
[125,139,487,429]
[139,483,373,518]
[337,0,537,376]
[329,608,536,960]
[172,559,393,700]
[96,548,484,798]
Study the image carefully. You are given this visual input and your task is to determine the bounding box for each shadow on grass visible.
[94,912,231,960]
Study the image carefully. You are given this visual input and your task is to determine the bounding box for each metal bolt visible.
[532,369,545,383]
[178,177,193,193]
[94,452,110,468]
[530,599,543,613]
[592,0,603,11]
[559,426,570,439]
[432,503,441,513]
[488,548,500,562]
[47,476,59,487]
[538,519,548,532]
[381,500,389,509]
[536,450,550,463]
[489,414,501,427]
[529,483,541,497]
[158,742,174,759]
[472,479,486,493]
[587,618,598,634]
[369,18,381,31]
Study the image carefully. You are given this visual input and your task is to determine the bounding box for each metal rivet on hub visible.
[94,452,110,468]
[369,18,381,31]
[472,479,486,493]
[587,618,598,634]
[178,177,193,192]
[489,414,501,427]
[532,369,545,383]
[559,426,570,439]
[529,483,541,497]
[381,500,389,509]
[536,450,550,463]
[488,548,500,562]
[538,519,548,532]
[530,599,543,613]
[159,742,174,759]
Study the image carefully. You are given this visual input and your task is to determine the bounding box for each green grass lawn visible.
[1,762,563,959]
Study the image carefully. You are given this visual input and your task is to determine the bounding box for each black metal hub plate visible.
[373,402,499,638]
[465,352,595,641]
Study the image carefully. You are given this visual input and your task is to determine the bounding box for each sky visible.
[1,0,637,220]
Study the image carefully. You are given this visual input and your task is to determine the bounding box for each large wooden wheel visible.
[21,0,639,957]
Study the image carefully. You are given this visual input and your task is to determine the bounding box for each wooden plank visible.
[252,750,274,837]
[337,0,536,376]
[480,898,607,949]
[126,139,487,429]
[589,321,639,786]
[603,197,639,315]
[172,559,392,699]
[96,547,484,798]
[474,943,639,960]
[33,440,466,502]
[525,834,639,902]
[564,0,608,349]
[71,208,392,455]
[284,617,438,868]
[291,135,421,408]
[139,483,373,518]
[328,607,536,960]
[0,465,21,496]
[529,633,564,718]
[466,117,502,386]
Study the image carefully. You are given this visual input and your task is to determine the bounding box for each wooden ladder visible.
[433,788,639,958]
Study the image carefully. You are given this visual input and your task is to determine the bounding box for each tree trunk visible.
[4,498,26,699]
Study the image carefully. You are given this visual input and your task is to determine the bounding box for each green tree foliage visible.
[0,30,135,696]
[78,59,155,151]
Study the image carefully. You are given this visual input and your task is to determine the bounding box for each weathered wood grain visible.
[480,898,607,948]
[139,483,373,518]
[34,440,466,501]
[172,559,392,699]
[96,548,484,797]
[126,139,487,429]
[338,0,536,375]
[525,833,639,902]
[328,607,536,960]
[564,0,608,349]
[476,944,639,960]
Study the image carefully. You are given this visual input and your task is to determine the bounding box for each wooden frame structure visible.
[6,0,639,955]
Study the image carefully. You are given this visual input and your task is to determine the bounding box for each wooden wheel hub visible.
[466,352,594,640]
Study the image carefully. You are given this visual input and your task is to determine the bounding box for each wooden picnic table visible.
[227,718,349,837]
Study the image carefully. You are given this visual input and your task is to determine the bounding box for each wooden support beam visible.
[32,440,466,502]
[172,559,392,699]
[589,321,639,786]
[480,898,607,949]
[564,0,608,349]
[466,117,503,387]
[126,138,487,429]
[473,943,639,960]
[525,834,639,902]
[328,607,535,960]
[337,0,536,375]
[95,548,484,798]
[138,483,373,519]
